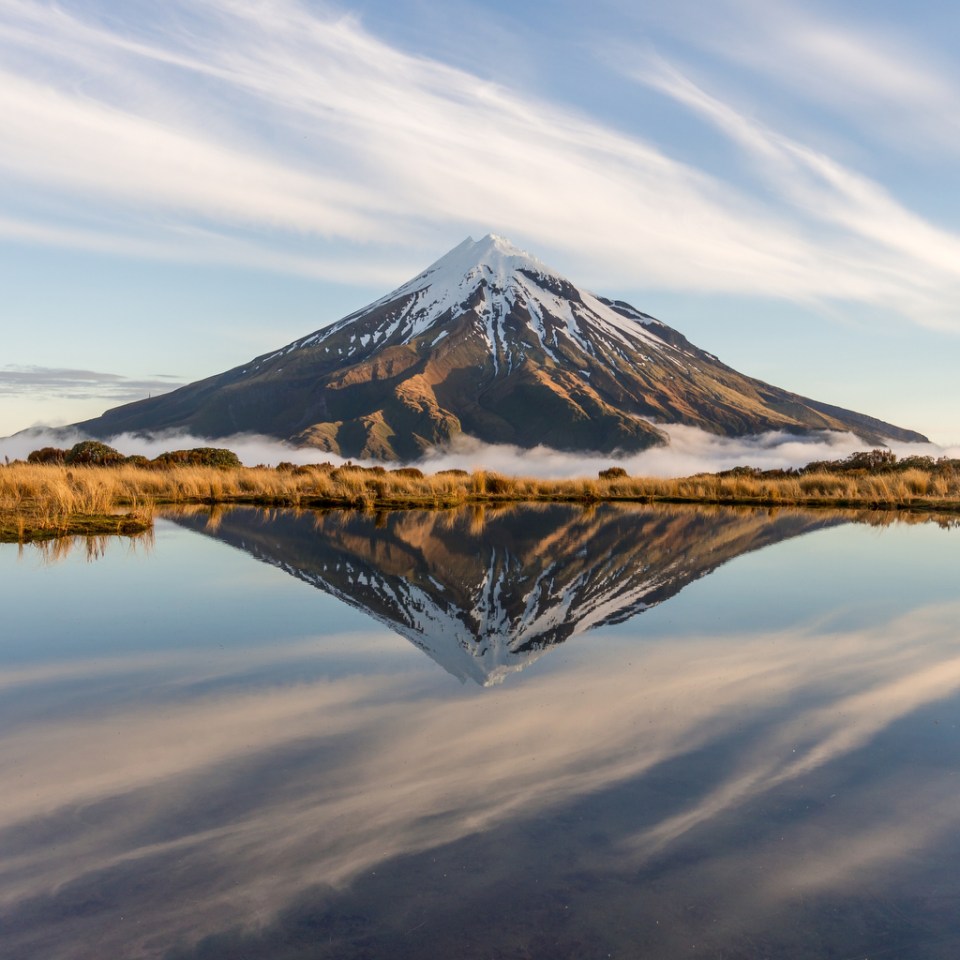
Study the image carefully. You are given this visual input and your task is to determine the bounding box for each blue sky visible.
[1,0,959,447]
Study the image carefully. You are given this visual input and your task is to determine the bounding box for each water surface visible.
[1,504,959,959]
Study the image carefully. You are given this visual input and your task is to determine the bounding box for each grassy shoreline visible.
[3,459,960,543]
[0,508,152,544]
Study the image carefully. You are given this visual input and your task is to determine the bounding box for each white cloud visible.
[5,425,953,477]
[640,0,960,154]
[3,594,960,954]
[0,428,348,467]
[619,58,960,329]
[0,69,382,238]
[2,0,960,329]
[418,427,960,478]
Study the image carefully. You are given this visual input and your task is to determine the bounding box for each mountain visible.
[170,503,846,685]
[75,235,926,458]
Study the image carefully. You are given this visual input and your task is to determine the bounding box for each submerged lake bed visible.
[2,504,959,959]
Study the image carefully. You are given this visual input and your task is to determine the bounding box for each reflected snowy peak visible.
[170,503,845,685]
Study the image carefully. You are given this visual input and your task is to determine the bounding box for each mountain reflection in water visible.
[171,503,844,684]
[3,506,960,960]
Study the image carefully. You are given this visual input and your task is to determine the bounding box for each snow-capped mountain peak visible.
[300,233,668,361]
[74,234,929,458]
[412,233,551,290]
[361,232,561,341]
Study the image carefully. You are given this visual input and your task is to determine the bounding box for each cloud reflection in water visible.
[1,508,959,958]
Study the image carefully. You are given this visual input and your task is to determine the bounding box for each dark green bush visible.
[151,447,242,469]
[64,441,125,466]
[716,466,762,478]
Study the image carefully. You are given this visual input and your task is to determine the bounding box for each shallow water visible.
[2,504,959,959]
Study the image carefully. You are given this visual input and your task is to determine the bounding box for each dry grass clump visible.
[0,463,153,542]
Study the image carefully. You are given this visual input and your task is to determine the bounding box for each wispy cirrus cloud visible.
[625,0,960,156]
[620,58,960,330]
[0,0,791,275]
[2,0,960,330]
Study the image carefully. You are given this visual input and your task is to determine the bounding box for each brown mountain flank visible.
[73,235,927,458]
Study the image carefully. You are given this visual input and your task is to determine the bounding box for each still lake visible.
[2,503,960,959]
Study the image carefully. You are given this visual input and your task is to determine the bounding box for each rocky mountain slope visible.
[76,235,926,458]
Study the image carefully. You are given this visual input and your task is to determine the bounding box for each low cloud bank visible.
[417,427,960,478]
[2,425,957,478]
[0,429,353,470]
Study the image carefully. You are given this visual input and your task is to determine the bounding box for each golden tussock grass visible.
[3,461,960,543]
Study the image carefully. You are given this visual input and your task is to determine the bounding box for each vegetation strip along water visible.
[2,442,960,543]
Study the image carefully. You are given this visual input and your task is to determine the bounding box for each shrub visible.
[599,466,628,480]
[64,441,125,466]
[391,467,424,479]
[841,449,897,472]
[804,449,899,474]
[27,447,67,464]
[898,455,935,471]
[716,465,761,478]
[293,463,335,476]
[151,447,242,469]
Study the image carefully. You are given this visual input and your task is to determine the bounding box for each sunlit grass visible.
[3,459,960,543]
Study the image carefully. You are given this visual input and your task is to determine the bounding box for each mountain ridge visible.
[73,234,927,458]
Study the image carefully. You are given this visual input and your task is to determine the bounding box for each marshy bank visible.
[3,443,960,543]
